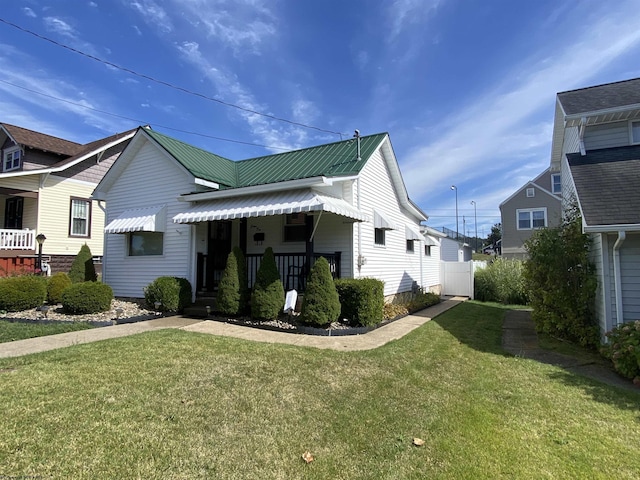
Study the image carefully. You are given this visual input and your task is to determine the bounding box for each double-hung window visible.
[551,174,561,194]
[4,148,21,172]
[630,120,640,144]
[517,208,546,230]
[70,198,91,237]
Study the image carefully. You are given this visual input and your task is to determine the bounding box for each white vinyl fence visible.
[440,260,487,298]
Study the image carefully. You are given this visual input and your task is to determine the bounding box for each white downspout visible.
[613,231,626,326]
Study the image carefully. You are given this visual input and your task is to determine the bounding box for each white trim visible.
[629,119,640,145]
[551,173,561,194]
[194,178,220,190]
[584,223,640,233]
[612,231,626,326]
[516,207,547,230]
[526,187,535,198]
[3,146,21,172]
[564,103,640,125]
[499,178,560,207]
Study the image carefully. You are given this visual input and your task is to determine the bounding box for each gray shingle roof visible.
[567,145,640,226]
[1,123,82,156]
[558,77,640,115]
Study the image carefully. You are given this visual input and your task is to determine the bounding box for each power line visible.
[0,17,347,138]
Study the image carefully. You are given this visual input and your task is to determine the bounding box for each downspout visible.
[613,231,626,326]
[98,201,107,282]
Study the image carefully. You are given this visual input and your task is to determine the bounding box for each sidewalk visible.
[0,297,465,359]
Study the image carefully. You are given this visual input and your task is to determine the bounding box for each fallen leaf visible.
[301,451,314,463]
[412,437,425,446]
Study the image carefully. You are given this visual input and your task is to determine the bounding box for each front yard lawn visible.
[0,302,638,479]
[0,319,94,343]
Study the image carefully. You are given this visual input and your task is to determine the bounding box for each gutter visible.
[613,231,626,326]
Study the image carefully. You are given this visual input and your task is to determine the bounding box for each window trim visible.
[424,245,432,256]
[526,187,535,198]
[629,120,640,144]
[551,174,561,194]
[3,147,21,172]
[374,227,386,246]
[69,197,92,238]
[516,207,547,231]
[406,239,415,253]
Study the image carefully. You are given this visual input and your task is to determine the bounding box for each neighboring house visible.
[551,77,640,336]
[499,168,562,259]
[0,123,135,275]
[439,235,472,262]
[421,226,447,294]
[93,127,434,301]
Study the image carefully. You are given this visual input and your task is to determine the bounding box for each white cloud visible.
[129,0,173,33]
[387,0,442,41]
[22,7,37,18]
[43,17,77,38]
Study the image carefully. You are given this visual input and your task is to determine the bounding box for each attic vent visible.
[526,188,535,198]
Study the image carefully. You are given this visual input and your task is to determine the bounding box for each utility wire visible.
[0,17,348,138]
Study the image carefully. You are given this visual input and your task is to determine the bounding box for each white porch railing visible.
[0,229,36,250]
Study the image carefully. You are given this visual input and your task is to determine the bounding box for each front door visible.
[4,197,23,229]
[206,221,232,292]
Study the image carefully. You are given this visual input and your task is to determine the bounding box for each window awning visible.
[405,224,423,241]
[424,235,439,246]
[172,190,369,224]
[373,210,396,230]
[105,205,166,234]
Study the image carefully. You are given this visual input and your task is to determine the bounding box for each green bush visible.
[250,247,284,321]
[144,276,192,313]
[300,257,341,326]
[216,251,241,315]
[524,210,599,348]
[61,282,113,314]
[0,275,47,312]
[69,244,97,283]
[47,272,72,305]
[474,259,527,305]
[233,247,250,314]
[334,278,384,327]
[601,321,640,382]
[408,290,441,312]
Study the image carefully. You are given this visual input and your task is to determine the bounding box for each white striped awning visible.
[173,190,369,224]
[405,224,423,241]
[424,235,439,246]
[373,210,395,230]
[105,205,166,234]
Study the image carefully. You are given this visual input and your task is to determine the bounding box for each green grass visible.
[0,302,639,479]
[0,319,94,343]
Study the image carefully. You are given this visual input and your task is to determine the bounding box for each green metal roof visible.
[144,128,388,189]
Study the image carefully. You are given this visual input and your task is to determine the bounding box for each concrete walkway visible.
[0,297,466,358]
[503,310,638,393]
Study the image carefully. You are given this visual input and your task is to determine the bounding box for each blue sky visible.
[2,1,640,239]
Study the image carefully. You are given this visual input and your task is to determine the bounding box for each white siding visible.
[102,140,195,298]
[583,122,629,150]
[422,242,441,291]
[354,148,424,296]
[562,126,580,156]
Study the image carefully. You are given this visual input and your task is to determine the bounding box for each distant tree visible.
[485,223,502,248]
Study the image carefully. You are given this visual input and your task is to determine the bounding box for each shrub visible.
[334,278,384,327]
[300,257,341,326]
[69,244,97,283]
[408,290,441,312]
[524,208,599,348]
[474,258,527,305]
[144,276,192,313]
[234,247,250,314]
[61,282,113,314]
[250,247,284,321]
[216,251,241,315]
[0,275,47,312]
[384,302,408,320]
[601,321,640,382]
[47,272,72,305]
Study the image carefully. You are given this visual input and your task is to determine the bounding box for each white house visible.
[93,127,439,301]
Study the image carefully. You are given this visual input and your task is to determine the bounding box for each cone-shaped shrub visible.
[233,246,250,314]
[216,251,241,315]
[47,272,72,305]
[250,247,284,321]
[69,244,97,283]
[300,257,341,326]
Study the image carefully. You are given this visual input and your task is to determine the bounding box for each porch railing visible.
[0,229,36,250]
[196,251,341,294]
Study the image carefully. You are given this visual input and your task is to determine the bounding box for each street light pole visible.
[471,201,477,252]
[450,185,458,240]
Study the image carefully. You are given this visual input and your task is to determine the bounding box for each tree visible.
[69,244,97,283]
[250,247,284,321]
[485,223,502,248]
[233,247,249,314]
[300,257,341,326]
[216,251,241,315]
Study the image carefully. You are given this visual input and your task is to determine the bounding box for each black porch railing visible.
[197,251,341,294]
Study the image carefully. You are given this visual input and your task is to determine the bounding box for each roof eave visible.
[584,223,640,233]
[564,104,640,127]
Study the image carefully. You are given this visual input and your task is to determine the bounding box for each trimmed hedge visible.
[144,276,192,313]
[69,244,97,283]
[300,257,341,326]
[61,282,113,314]
[251,247,284,321]
[0,275,47,312]
[334,278,384,327]
[47,272,72,305]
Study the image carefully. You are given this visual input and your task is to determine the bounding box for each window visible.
[69,198,91,237]
[3,148,21,171]
[406,239,414,252]
[374,228,385,246]
[129,231,163,256]
[517,208,547,230]
[424,245,432,256]
[551,174,561,194]
[526,187,535,198]
[630,120,640,144]
[284,213,307,242]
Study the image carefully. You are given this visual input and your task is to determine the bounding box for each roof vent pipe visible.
[354,129,361,161]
